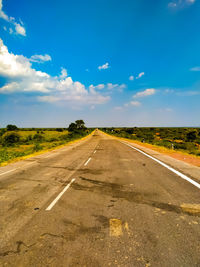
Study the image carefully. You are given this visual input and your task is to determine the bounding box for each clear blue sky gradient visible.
[0,0,200,127]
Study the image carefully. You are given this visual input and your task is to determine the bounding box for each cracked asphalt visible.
[0,130,200,266]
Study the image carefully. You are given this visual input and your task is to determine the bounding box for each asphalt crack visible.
[0,241,36,257]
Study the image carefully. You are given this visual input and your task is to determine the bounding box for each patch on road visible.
[109,219,129,237]
[109,219,122,237]
[181,203,200,215]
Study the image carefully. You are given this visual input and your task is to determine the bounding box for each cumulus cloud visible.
[133,88,156,98]
[129,75,134,81]
[136,72,145,79]
[30,54,52,64]
[98,62,109,70]
[0,39,110,106]
[190,66,200,71]
[0,0,26,36]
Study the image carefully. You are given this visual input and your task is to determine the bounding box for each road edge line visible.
[120,141,200,190]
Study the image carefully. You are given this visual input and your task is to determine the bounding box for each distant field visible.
[101,127,200,157]
[0,128,92,165]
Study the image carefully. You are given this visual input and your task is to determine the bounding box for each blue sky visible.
[0,0,200,127]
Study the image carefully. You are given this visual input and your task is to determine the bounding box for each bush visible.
[2,131,20,146]
[33,133,44,142]
[33,143,43,151]
[56,128,63,132]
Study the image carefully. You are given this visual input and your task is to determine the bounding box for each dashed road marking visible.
[84,157,91,166]
[46,178,76,211]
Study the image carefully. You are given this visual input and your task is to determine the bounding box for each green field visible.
[101,127,200,156]
[0,127,92,165]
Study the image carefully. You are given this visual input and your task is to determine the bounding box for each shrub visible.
[56,128,63,132]
[2,131,20,146]
[33,133,44,142]
[33,143,43,151]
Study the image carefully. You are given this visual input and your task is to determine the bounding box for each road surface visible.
[0,130,200,266]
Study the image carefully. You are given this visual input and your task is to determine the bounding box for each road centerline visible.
[46,178,76,211]
[84,157,92,166]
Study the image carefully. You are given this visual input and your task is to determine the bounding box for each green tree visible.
[6,124,18,131]
[68,122,77,132]
[68,120,86,132]
[75,120,86,129]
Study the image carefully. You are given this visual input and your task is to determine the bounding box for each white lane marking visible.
[0,168,17,176]
[84,157,91,166]
[121,141,200,190]
[0,161,36,177]
[94,150,96,154]
[46,178,76,211]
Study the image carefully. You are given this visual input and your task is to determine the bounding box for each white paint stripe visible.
[84,157,91,166]
[94,150,96,154]
[121,141,200,190]
[0,168,16,176]
[46,178,76,211]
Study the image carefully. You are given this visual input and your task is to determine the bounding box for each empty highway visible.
[0,130,200,266]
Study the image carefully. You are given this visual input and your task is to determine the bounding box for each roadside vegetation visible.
[101,127,200,157]
[0,120,92,165]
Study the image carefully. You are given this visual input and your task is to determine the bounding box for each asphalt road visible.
[0,130,200,266]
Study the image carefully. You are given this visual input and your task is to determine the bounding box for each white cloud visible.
[168,0,196,9]
[0,38,110,106]
[9,27,13,34]
[60,68,67,78]
[89,83,126,93]
[190,66,200,71]
[168,2,177,7]
[129,75,134,81]
[14,23,26,36]
[107,83,126,91]
[90,84,105,90]
[30,54,52,64]
[133,88,156,98]
[98,62,109,70]
[0,0,26,36]
[130,101,141,106]
[136,72,145,79]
